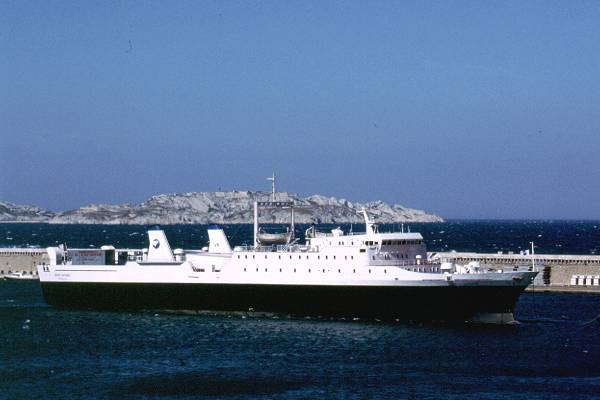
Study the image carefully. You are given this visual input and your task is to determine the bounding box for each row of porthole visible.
[382,240,423,245]
[239,254,355,261]
[242,267,385,274]
[409,267,438,272]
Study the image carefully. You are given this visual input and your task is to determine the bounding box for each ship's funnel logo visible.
[152,239,160,249]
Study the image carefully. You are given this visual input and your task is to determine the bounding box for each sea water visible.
[1,220,600,254]
[1,221,600,399]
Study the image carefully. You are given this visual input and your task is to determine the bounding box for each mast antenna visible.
[530,241,536,271]
[267,172,276,202]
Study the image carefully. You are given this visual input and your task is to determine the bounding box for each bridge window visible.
[265,255,267,259]
[338,269,341,273]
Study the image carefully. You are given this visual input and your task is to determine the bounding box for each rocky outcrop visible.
[1,192,443,224]
[0,201,56,222]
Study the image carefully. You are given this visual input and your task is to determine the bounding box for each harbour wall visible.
[0,248,49,278]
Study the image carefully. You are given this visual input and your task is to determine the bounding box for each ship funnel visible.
[208,225,232,253]
[147,228,175,262]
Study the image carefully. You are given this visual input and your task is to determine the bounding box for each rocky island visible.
[0,191,443,224]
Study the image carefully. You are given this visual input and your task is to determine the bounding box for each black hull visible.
[40,282,528,321]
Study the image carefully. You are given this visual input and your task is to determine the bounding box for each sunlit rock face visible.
[1,192,443,225]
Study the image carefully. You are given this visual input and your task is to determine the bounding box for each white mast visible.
[530,241,536,271]
[267,172,276,202]
[253,200,259,247]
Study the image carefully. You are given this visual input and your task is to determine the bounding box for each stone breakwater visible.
[0,191,443,225]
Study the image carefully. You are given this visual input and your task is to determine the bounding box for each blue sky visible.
[1,1,599,219]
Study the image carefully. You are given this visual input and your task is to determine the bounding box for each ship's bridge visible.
[307,230,424,248]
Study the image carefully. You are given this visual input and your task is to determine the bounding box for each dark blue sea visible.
[2,221,600,399]
[2,220,600,254]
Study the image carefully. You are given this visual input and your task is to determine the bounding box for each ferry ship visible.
[37,200,537,323]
